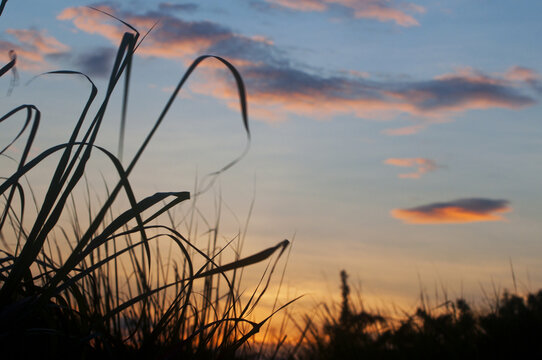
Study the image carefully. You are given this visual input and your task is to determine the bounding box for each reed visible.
[0,5,292,359]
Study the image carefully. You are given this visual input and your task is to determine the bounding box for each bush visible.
[294,271,542,360]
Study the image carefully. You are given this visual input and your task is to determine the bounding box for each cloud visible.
[503,66,540,82]
[502,65,542,93]
[381,124,425,136]
[58,5,240,60]
[391,198,511,224]
[73,46,117,78]
[223,63,537,128]
[57,5,538,131]
[269,0,327,12]
[384,157,437,179]
[46,46,116,78]
[158,2,199,13]
[0,28,69,70]
[57,5,125,43]
[264,0,425,27]
[392,74,534,112]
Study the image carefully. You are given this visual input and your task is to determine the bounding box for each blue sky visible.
[2,0,542,311]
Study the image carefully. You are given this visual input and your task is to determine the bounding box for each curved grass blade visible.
[0,49,15,78]
[0,0,7,17]
[83,191,190,255]
[193,239,289,280]
[0,105,39,238]
[0,179,25,248]
[125,55,251,197]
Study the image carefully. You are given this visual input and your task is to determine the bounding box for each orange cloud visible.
[381,124,427,136]
[271,0,327,11]
[266,0,424,26]
[58,6,244,61]
[502,66,540,83]
[437,66,541,89]
[0,28,69,71]
[57,5,125,43]
[391,198,511,224]
[384,157,437,179]
[350,3,421,26]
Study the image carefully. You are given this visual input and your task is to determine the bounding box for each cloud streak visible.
[56,5,538,132]
[0,28,69,70]
[384,158,437,179]
[391,198,511,224]
[158,2,199,13]
[265,0,425,27]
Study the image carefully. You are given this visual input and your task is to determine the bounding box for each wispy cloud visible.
[58,5,234,59]
[57,5,538,131]
[0,28,69,70]
[391,198,511,224]
[158,2,199,13]
[384,158,437,179]
[502,65,542,93]
[268,0,327,12]
[264,0,425,27]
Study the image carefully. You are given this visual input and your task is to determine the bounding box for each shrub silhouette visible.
[295,271,542,360]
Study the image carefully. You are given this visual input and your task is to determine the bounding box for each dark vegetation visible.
[0,3,293,359]
[294,270,542,360]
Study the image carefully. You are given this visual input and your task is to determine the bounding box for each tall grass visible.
[0,5,293,359]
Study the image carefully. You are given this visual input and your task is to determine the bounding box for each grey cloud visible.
[240,63,382,100]
[136,10,231,43]
[46,46,116,78]
[391,77,535,110]
[406,198,510,215]
[206,36,287,67]
[235,62,536,113]
[74,46,116,78]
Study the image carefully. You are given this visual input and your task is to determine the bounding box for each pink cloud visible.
[384,157,437,179]
[271,0,327,11]
[381,124,427,136]
[58,6,251,62]
[267,0,425,27]
[349,3,421,26]
[0,28,69,71]
[502,66,540,83]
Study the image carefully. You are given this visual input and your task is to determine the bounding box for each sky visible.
[1,0,542,316]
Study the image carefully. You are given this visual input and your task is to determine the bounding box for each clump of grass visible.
[292,270,542,360]
[0,6,292,359]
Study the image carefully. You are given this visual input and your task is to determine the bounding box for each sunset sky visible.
[2,0,542,312]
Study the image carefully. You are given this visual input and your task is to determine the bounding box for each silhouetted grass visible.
[291,270,542,360]
[0,5,293,359]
